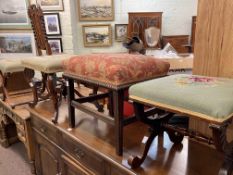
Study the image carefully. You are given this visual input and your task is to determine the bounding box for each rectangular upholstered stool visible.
[21,54,75,123]
[0,59,31,107]
[63,53,170,155]
[128,74,233,174]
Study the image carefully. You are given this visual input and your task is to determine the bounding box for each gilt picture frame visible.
[43,13,62,36]
[82,24,112,47]
[115,24,128,42]
[0,0,31,29]
[36,0,64,11]
[78,0,114,21]
[48,38,63,54]
[0,33,36,57]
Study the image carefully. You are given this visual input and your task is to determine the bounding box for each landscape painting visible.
[37,0,64,11]
[115,24,128,42]
[83,24,112,47]
[48,38,63,54]
[0,0,30,29]
[44,13,61,36]
[78,0,114,21]
[0,33,36,57]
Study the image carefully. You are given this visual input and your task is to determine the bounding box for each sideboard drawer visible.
[31,116,58,143]
[62,134,105,175]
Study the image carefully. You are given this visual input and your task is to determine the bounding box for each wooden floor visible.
[27,99,224,175]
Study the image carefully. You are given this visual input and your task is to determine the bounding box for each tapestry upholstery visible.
[21,54,75,74]
[129,74,233,123]
[0,59,24,74]
[63,53,170,86]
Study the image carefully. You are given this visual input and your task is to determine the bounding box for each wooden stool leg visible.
[47,74,59,124]
[210,123,233,175]
[113,90,124,156]
[128,128,158,169]
[108,91,114,117]
[67,79,75,128]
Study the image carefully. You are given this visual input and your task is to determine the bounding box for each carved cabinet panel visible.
[61,155,95,175]
[128,12,163,48]
[34,129,61,175]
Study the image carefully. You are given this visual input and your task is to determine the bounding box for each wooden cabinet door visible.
[61,155,95,175]
[34,129,61,175]
[128,12,163,48]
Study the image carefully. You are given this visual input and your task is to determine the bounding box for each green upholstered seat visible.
[21,54,75,74]
[129,74,233,123]
[0,59,24,74]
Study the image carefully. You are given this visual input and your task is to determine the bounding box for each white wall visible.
[70,0,198,54]
[29,0,198,55]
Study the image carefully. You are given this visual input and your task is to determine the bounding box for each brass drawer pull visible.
[74,148,85,159]
[40,127,47,134]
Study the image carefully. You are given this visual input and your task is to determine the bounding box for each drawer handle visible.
[74,148,85,159]
[40,127,47,133]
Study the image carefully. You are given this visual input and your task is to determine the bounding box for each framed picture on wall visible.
[115,24,128,42]
[78,0,114,21]
[36,0,64,11]
[48,38,63,54]
[0,33,36,57]
[0,0,31,29]
[82,24,112,47]
[43,13,62,36]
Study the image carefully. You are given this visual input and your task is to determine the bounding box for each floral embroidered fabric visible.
[63,53,170,86]
[176,75,224,87]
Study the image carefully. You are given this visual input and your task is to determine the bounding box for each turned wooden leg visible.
[24,68,38,106]
[0,71,10,101]
[67,79,75,128]
[210,122,233,175]
[128,128,158,168]
[47,74,59,124]
[113,90,124,156]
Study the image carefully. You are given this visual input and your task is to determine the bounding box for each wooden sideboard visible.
[128,12,163,48]
[162,35,190,53]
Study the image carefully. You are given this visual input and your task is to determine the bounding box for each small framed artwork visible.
[43,13,62,36]
[82,24,112,47]
[48,38,63,54]
[0,0,31,29]
[78,0,114,21]
[115,24,128,42]
[36,0,64,11]
[0,33,36,57]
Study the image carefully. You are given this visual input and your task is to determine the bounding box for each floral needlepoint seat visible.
[128,74,233,172]
[63,53,170,87]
